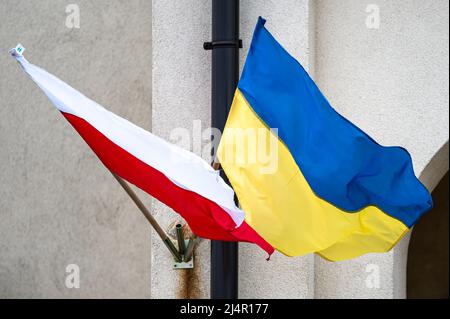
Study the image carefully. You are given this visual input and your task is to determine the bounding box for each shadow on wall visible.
[407,171,449,299]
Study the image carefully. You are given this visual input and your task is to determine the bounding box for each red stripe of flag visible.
[62,112,274,257]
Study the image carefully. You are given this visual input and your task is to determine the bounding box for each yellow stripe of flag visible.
[218,90,408,261]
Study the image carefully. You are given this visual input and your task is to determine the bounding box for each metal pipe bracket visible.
[203,40,243,50]
[173,239,194,269]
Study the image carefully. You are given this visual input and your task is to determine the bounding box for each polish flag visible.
[10,45,274,257]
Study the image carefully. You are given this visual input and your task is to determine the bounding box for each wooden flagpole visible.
[110,172,182,263]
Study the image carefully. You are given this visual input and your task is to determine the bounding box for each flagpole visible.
[110,172,182,263]
[205,0,241,299]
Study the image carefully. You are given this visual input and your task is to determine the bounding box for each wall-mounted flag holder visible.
[111,172,196,269]
[173,226,197,269]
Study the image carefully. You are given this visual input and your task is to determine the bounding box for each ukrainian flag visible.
[217,17,433,261]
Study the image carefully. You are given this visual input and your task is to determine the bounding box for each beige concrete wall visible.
[1,0,447,299]
[151,0,315,299]
[0,0,152,298]
[314,0,449,298]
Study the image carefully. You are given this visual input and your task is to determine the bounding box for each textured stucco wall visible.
[152,0,315,299]
[314,0,449,299]
[152,0,448,299]
[1,0,447,299]
[0,0,152,298]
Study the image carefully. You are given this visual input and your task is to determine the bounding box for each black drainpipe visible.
[204,0,241,299]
